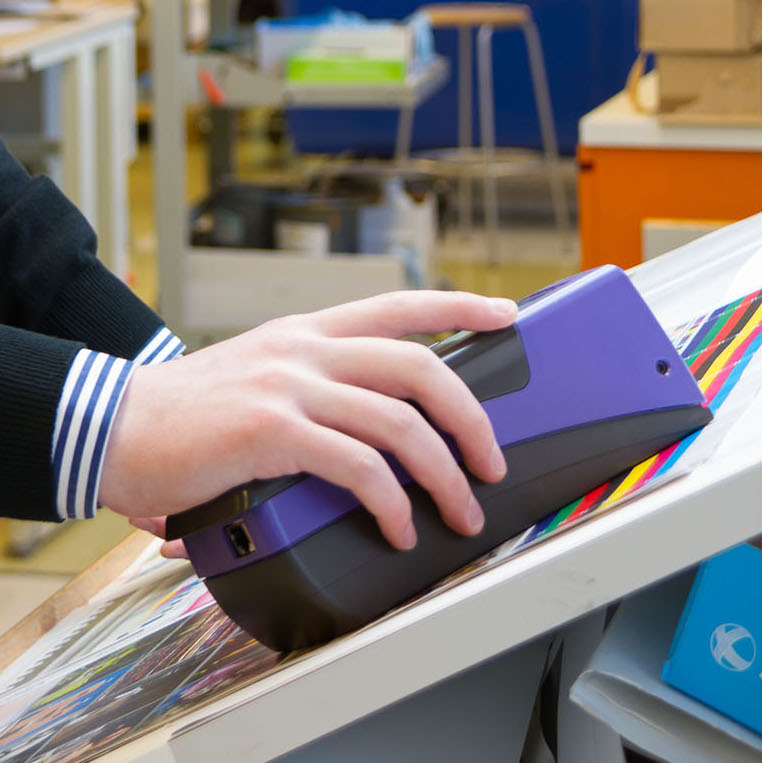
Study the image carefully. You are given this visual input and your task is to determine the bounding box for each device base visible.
[205,405,711,652]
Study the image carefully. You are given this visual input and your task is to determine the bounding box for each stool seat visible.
[422,3,528,28]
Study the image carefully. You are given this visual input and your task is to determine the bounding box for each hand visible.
[101,290,517,550]
[128,516,188,559]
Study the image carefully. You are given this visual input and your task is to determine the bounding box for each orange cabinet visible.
[578,76,762,270]
[578,145,762,269]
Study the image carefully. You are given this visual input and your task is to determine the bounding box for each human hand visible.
[101,290,517,550]
[128,516,188,559]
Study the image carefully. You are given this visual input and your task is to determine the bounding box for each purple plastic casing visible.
[185,265,706,578]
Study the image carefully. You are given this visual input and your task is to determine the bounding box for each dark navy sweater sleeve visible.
[0,326,83,520]
[0,139,165,520]
[0,139,163,356]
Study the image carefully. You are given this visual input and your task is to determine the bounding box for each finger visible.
[161,539,189,559]
[321,337,506,482]
[292,422,417,551]
[129,516,167,538]
[304,380,484,537]
[130,517,188,558]
[309,290,517,339]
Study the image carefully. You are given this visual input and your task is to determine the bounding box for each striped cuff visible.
[51,328,186,520]
[133,326,185,365]
[52,351,134,519]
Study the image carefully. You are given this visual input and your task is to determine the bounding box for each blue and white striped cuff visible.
[51,327,186,520]
[52,351,134,520]
[132,326,185,365]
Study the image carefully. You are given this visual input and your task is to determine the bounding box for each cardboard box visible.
[641,0,762,53]
[662,544,762,736]
[659,52,762,118]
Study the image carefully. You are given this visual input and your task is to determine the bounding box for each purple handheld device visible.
[166,266,712,651]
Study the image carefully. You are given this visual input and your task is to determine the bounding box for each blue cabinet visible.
[283,0,638,156]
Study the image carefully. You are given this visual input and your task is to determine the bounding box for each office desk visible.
[578,72,762,271]
[0,2,138,278]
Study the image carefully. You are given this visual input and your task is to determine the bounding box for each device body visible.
[167,265,712,652]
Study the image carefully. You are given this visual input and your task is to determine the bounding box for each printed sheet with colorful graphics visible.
[0,546,283,763]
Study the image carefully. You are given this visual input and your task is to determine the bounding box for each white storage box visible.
[256,22,412,76]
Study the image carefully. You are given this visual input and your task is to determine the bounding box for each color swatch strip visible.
[517,289,762,549]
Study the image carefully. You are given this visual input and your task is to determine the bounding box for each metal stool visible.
[422,3,570,262]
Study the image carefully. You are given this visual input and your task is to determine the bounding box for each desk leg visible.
[123,26,138,164]
[61,48,97,228]
[95,34,130,279]
[153,0,188,333]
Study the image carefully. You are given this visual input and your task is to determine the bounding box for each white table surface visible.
[579,72,762,151]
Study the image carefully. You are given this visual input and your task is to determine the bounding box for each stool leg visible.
[458,25,473,236]
[394,104,415,163]
[477,24,499,265]
[522,18,571,248]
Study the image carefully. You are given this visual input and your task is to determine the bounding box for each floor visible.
[0,124,580,637]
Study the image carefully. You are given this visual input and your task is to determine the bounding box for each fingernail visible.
[468,496,485,534]
[491,443,507,479]
[400,522,418,551]
[489,298,517,318]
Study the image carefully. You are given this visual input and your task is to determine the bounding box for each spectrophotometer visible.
[167,265,712,651]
